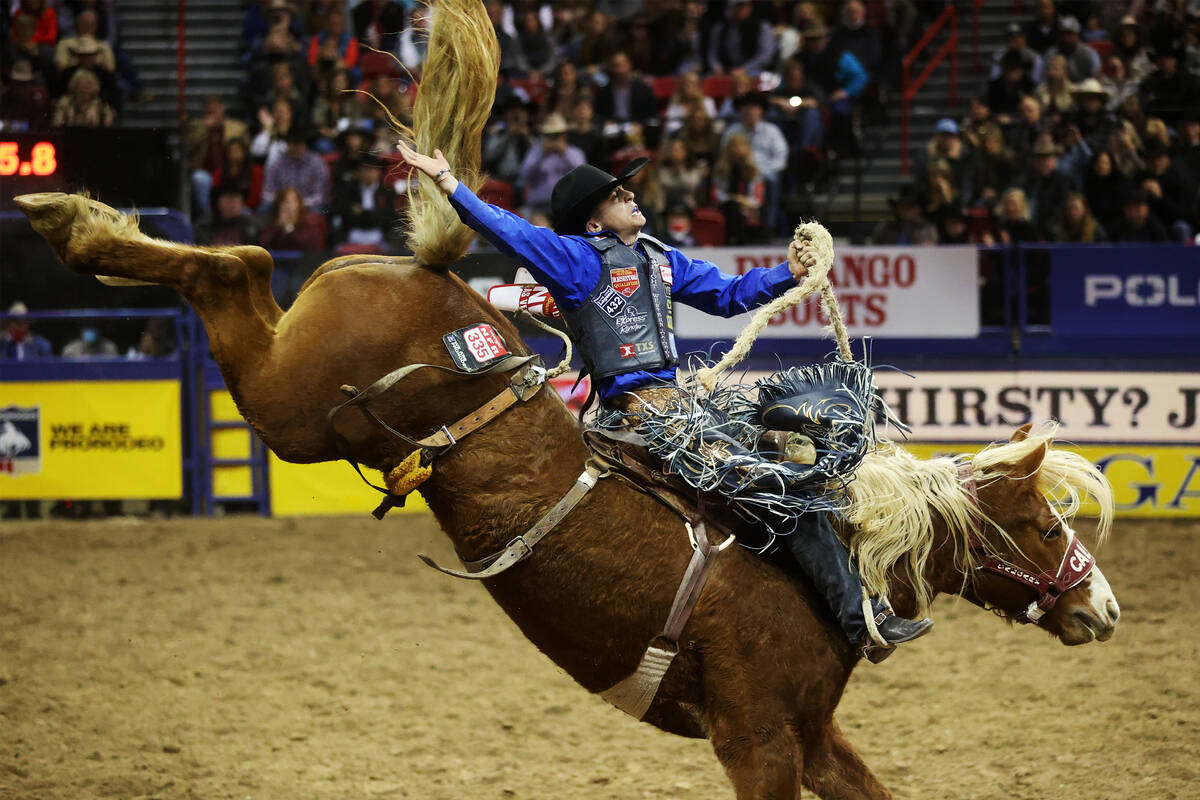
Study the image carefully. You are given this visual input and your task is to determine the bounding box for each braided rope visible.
[696,222,851,392]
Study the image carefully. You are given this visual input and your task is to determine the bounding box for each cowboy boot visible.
[783,513,932,662]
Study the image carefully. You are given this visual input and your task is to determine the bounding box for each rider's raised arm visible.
[666,249,796,318]
[446,182,601,308]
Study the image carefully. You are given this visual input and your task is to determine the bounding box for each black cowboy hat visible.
[551,157,648,235]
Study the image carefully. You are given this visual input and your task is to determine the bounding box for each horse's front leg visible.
[801,718,894,800]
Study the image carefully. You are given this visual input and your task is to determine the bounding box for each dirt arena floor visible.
[1,513,1196,800]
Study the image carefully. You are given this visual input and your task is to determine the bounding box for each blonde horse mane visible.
[388,0,499,269]
[845,423,1114,614]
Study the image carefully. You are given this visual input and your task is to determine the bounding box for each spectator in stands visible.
[51,67,114,126]
[917,118,969,206]
[516,8,555,76]
[658,137,705,209]
[991,22,1045,84]
[870,184,927,245]
[1177,110,1200,185]
[312,70,367,154]
[1085,150,1125,232]
[1053,191,1107,242]
[960,95,995,149]
[546,61,590,121]
[1140,140,1196,240]
[124,318,175,360]
[330,120,373,182]
[1099,53,1139,111]
[1071,78,1117,153]
[59,33,120,108]
[994,187,1040,243]
[1,301,52,361]
[1140,43,1200,128]
[307,7,359,87]
[352,0,404,54]
[623,158,665,235]
[654,0,706,76]
[594,51,658,126]
[1113,15,1154,82]
[708,0,777,78]
[722,91,787,228]
[258,61,306,122]
[256,1,303,62]
[1107,119,1145,179]
[4,12,55,88]
[485,0,529,76]
[395,5,429,72]
[1006,96,1045,170]
[567,10,617,70]
[0,59,49,124]
[519,113,586,208]
[800,19,868,146]
[62,325,118,358]
[1035,54,1078,118]
[483,100,534,185]
[197,184,264,246]
[988,49,1036,122]
[1111,188,1171,241]
[678,104,720,172]
[1025,132,1077,236]
[1024,0,1060,54]
[212,137,263,210]
[566,98,604,165]
[15,0,56,46]
[330,152,396,249]
[252,98,295,165]
[1044,17,1100,82]
[260,187,325,250]
[664,71,718,137]
[829,0,882,79]
[364,73,413,132]
[660,203,696,248]
[937,205,971,244]
[716,68,755,121]
[967,123,1015,209]
[186,95,249,220]
[712,132,764,245]
[261,127,330,211]
[769,58,826,151]
[54,10,111,73]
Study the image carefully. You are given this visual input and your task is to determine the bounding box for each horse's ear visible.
[1003,441,1047,479]
[1010,423,1034,442]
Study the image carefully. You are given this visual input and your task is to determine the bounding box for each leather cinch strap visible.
[418,465,603,580]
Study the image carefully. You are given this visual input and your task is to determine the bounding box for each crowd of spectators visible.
[178,0,935,253]
[874,2,1200,245]
[0,0,147,129]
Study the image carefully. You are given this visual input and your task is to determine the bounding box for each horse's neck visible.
[417,387,595,560]
[879,517,966,620]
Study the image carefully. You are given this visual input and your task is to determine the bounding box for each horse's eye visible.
[1044,526,1062,540]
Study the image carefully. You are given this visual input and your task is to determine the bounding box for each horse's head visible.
[965,424,1119,645]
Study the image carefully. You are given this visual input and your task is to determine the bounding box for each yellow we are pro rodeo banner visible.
[0,380,182,499]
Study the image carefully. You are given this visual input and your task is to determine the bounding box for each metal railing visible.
[900,5,959,175]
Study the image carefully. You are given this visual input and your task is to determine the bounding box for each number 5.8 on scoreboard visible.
[0,141,58,177]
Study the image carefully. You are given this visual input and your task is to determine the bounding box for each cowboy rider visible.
[397,143,932,662]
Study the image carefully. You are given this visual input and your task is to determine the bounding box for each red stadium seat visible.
[509,77,549,106]
[1088,40,1113,61]
[335,242,385,255]
[691,208,727,246]
[702,74,733,102]
[651,76,677,101]
[479,178,515,210]
[359,50,400,79]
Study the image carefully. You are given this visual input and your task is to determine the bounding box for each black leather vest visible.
[560,233,679,381]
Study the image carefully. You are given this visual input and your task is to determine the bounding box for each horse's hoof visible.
[13,192,70,214]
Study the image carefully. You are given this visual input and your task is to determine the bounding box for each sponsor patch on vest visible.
[617,341,656,359]
[0,405,40,476]
[614,309,648,335]
[610,266,640,298]
[658,263,673,285]
[443,323,511,372]
[593,286,627,317]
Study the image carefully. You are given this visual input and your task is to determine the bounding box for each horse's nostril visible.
[1106,598,1121,624]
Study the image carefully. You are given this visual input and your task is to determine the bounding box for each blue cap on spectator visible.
[935,118,958,135]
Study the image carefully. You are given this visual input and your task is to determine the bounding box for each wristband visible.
[433,168,450,182]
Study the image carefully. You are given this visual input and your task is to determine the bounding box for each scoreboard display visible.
[0,129,177,211]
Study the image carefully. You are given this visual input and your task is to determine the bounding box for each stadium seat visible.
[479,178,515,210]
[1088,40,1113,60]
[651,76,677,101]
[360,50,400,79]
[509,77,549,106]
[335,242,385,255]
[702,74,733,102]
[691,208,727,246]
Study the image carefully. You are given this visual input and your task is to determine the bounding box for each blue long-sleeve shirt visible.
[448,182,797,400]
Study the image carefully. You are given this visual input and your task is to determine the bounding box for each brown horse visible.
[12,3,1120,797]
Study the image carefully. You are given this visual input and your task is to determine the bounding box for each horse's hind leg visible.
[801,719,894,800]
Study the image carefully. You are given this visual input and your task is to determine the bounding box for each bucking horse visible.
[13,2,1120,797]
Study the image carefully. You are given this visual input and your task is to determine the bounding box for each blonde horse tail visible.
[399,0,499,269]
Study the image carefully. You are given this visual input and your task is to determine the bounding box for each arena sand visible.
[1,515,1196,800]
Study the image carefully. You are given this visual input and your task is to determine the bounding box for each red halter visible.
[957,461,1095,624]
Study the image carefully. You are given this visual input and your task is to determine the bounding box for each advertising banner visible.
[0,380,182,499]
[871,371,1200,444]
[1049,246,1200,337]
[674,245,979,339]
